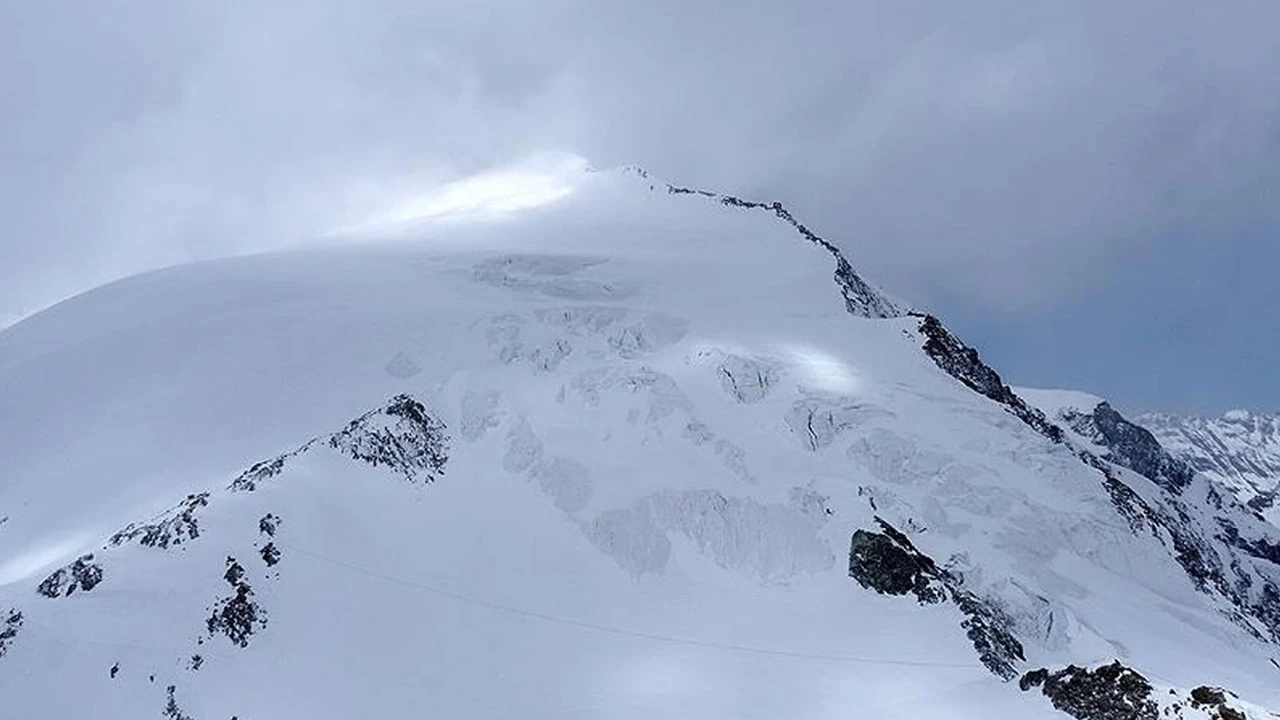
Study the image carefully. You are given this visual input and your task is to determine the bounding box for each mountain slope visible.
[1138,410,1280,520]
[1020,390,1280,650]
[0,165,1276,719]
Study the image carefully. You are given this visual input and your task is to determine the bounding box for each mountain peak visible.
[2,169,1278,718]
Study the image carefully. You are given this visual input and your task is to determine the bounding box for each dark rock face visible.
[1098,471,1161,535]
[1070,408,1280,642]
[665,185,904,319]
[257,513,283,566]
[328,394,449,483]
[206,557,265,648]
[1252,584,1280,639]
[848,519,1024,680]
[259,543,280,567]
[1247,490,1277,514]
[849,526,946,603]
[952,590,1026,684]
[258,514,280,537]
[230,454,289,493]
[235,394,449,491]
[230,441,315,493]
[111,493,209,548]
[0,609,21,659]
[1066,403,1195,494]
[37,554,104,598]
[1020,662,1158,720]
[163,685,195,720]
[1216,521,1280,567]
[912,314,1064,443]
[1190,686,1228,706]
[1219,706,1247,720]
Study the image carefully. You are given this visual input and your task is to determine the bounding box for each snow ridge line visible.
[911,310,1280,642]
[649,169,1280,674]
[652,171,1280,668]
[281,542,984,671]
[660,181,906,319]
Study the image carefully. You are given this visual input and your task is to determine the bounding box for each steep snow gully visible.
[0,164,1277,718]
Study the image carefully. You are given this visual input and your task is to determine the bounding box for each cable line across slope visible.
[282,542,985,671]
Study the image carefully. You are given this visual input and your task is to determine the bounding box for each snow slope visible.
[0,164,1277,719]
[1137,410,1280,521]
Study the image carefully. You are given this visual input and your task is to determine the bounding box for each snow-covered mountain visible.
[1137,411,1280,521]
[1,162,1277,719]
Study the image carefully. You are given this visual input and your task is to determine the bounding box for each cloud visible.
[3,0,1279,328]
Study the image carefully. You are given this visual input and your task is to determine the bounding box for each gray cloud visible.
[3,1,1278,409]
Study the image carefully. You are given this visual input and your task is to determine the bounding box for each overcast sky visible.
[2,1,1278,415]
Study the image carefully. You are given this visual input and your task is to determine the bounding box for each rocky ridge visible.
[2,394,449,717]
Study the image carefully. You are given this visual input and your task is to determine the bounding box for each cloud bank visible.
[3,1,1278,410]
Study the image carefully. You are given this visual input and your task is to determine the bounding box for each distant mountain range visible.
[1138,410,1280,520]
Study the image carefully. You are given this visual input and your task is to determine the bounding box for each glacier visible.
[0,163,1276,718]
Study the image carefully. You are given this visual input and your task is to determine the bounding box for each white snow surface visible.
[1015,387,1107,418]
[1138,410,1280,515]
[0,166,1276,718]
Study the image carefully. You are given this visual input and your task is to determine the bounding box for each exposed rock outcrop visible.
[259,543,280,567]
[1063,403,1195,494]
[162,685,195,720]
[37,554,104,598]
[258,513,280,537]
[1019,662,1158,720]
[111,493,209,549]
[205,557,265,648]
[666,185,905,319]
[229,445,310,492]
[0,609,21,659]
[912,313,1063,443]
[234,394,449,492]
[328,394,449,483]
[1188,686,1249,720]
[849,527,945,602]
[849,518,1024,680]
